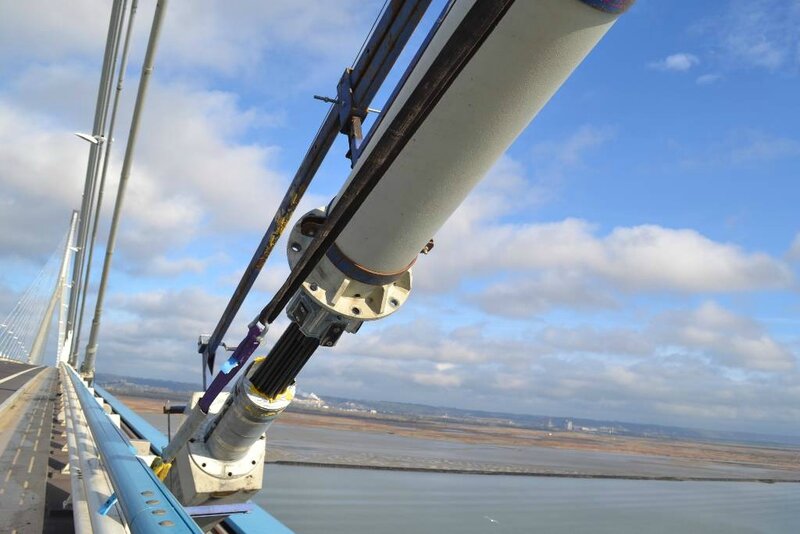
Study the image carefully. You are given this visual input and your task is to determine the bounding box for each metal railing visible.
[64,364,202,534]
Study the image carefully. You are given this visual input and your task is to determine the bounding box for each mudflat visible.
[120,395,800,481]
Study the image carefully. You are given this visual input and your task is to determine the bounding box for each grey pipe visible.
[73,0,130,368]
[77,0,138,372]
[83,0,170,375]
[67,0,124,366]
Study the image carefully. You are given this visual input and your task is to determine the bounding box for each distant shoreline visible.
[121,394,800,481]
[266,460,800,483]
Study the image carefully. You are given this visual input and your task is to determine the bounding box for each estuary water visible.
[143,413,799,532]
[256,465,799,533]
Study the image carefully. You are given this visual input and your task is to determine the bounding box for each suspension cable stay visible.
[0,220,72,363]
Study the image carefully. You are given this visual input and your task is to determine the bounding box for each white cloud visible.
[695,73,722,85]
[312,316,797,428]
[412,370,462,388]
[0,101,87,259]
[599,224,792,292]
[530,125,615,186]
[655,301,795,371]
[538,325,653,357]
[727,131,800,164]
[473,271,617,318]
[703,0,800,73]
[0,1,108,63]
[418,216,793,296]
[648,53,700,72]
[680,130,800,169]
[2,1,798,436]
[135,255,220,277]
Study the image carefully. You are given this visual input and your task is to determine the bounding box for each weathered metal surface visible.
[257,0,518,326]
[201,0,433,373]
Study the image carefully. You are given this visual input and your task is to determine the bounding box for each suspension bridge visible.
[0,0,633,532]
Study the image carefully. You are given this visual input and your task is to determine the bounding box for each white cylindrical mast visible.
[333,0,624,275]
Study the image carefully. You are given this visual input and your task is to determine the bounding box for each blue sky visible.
[0,0,798,436]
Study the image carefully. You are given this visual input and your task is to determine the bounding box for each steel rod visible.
[67,0,125,366]
[200,0,432,374]
[74,0,133,369]
[83,0,169,375]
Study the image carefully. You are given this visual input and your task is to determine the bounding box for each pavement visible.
[0,361,56,533]
[0,359,44,407]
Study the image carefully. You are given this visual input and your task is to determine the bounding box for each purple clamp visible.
[197,323,264,413]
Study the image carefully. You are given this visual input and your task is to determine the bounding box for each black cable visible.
[250,323,320,398]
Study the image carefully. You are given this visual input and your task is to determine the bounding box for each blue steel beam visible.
[65,365,202,534]
[94,384,168,454]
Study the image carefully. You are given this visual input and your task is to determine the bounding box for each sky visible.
[0,0,798,437]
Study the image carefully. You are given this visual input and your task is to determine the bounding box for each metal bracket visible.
[338,68,367,165]
[313,68,385,166]
[98,493,118,516]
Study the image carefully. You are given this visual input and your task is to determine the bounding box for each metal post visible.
[29,212,79,365]
[74,0,131,367]
[82,0,169,376]
[67,0,124,366]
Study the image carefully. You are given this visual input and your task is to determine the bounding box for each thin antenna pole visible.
[82,0,169,376]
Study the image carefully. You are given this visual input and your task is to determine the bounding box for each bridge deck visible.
[0,360,44,407]
[0,362,56,533]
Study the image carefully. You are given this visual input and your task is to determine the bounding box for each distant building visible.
[565,419,573,431]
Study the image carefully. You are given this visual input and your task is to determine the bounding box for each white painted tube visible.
[333,0,627,274]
